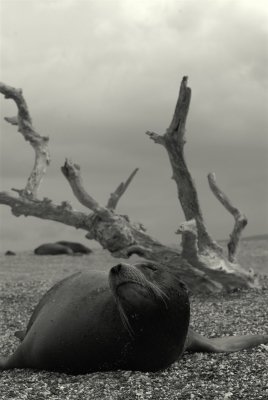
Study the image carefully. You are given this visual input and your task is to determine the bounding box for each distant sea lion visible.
[0,262,267,374]
[5,250,16,256]
[34,243,73,255]
[56,241,92,254]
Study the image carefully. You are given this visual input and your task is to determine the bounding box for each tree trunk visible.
[0,79,259,293]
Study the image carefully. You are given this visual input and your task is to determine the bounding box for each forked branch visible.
[61,159,111,219]
[107,168,139,210]
[208,173,247,263]
[146,76,221,254]
[0,83,50,199]
[0,191,92,230]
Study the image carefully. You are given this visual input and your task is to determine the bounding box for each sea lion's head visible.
[109,261,190,338]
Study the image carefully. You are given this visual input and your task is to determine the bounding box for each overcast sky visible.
[0,0,267,252]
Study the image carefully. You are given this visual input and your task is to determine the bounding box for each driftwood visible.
[208,172,248,263]
[0,78,258,292]
[0,83,50,199]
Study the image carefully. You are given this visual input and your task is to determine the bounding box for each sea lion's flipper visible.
[0,346,25,371]
[14,330,26,341]
[186,328,268,353]
[0,357,10,370]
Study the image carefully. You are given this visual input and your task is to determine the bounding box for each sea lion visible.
[56,241,92,254]
[34,243,73,255]
[0,262,267,374]
[5,250,16,256]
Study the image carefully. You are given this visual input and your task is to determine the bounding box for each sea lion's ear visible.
[134,261,158,271]
[143,263,157,271]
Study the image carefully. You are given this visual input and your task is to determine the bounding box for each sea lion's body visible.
[34,243,73,255]
[56,241,92,254]
[17,271,138,373]
[5,250,16,256]
[0,263,190,373]
[0,262,267,374]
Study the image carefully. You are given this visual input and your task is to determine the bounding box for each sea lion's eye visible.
[143,263,157,272]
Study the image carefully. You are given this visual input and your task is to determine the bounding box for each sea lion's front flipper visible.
[14,330,26,341]
[0,346,25,371]
[186,328,268,353]
[0,357,10,370]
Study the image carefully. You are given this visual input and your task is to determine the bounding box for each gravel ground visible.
[0,246,267,400]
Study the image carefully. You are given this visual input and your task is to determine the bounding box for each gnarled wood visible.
[146,77,221,255]
[0,78,259,293]
[107,168,139,210]
[0,83,50,199]
[208,172,248,263]
[61,159,110,219]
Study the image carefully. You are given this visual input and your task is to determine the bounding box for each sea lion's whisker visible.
[115,279,169,308]
[148,282,169,308]
[116,299,134,338]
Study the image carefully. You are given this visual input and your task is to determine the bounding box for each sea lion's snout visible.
[109,263,168,308]
[109,263,136,284]
[110,263,123,275]
[109,263,149,298]
[109,263,133,293]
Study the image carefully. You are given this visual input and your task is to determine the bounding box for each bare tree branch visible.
[146,76,221,254]
[0,191,93,230]
[208,172,248,263]
[166,75,191,140]
[61,159,111,218]
[145,131,165,145]
[0,82,50,199]
[0,190,138,254]
[107,168,139,210]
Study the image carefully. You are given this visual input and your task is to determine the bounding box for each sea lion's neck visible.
[125,310,188,372]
